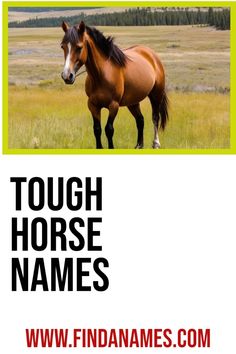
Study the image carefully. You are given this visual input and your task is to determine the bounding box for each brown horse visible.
[61,21,168,149]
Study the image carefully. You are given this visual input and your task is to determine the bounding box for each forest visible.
[9,7,230,30]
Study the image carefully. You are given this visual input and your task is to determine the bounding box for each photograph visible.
[4,4,232,152]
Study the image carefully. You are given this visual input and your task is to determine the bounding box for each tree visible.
[208,7,214,26]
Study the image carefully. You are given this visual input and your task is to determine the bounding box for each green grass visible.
[7,26,230,149]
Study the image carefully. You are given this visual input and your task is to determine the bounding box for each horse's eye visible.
[76,46,82,52]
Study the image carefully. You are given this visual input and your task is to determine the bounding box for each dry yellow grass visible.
[8,86,230,149]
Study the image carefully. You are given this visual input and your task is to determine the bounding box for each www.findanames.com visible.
[25,328,211,348]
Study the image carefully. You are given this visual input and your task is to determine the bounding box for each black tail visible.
[159,90,169,130]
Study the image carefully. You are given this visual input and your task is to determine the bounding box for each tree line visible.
[9,7,230,30]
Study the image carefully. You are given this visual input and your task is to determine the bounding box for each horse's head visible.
[61,21,87,84]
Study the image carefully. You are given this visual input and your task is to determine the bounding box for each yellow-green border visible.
[3,1,236,154]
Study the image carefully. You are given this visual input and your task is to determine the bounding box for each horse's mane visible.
[86,26,127,67]
[62,25,127,67]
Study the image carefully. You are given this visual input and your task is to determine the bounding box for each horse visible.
[61,21,168,149]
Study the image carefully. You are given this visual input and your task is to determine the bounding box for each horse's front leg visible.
[88,100,102,149]
[105,101,119,149]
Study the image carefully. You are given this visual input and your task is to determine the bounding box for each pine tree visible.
[196,8,201,24]
[208,7,214,26]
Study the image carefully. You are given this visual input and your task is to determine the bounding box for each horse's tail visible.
[159,90,169,131]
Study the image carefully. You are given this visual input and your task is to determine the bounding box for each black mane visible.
[86,26,127,67]
[62,25,127,67]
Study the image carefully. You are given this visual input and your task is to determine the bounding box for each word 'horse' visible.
[61,21,168,149]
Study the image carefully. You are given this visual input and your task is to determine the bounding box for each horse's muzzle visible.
[61,72,75,85]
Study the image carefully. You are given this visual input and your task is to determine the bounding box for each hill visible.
[8,7,128,23]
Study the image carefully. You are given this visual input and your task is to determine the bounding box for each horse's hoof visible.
[135,144,143,149]
[152,141,161,149]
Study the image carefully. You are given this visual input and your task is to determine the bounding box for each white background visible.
[1,1,236,353]
[0,156,236,354]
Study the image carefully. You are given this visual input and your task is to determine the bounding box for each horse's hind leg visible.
[128,103,144,149]
[148,88,162,149]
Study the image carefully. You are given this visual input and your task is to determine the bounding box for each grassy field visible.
[8,26,230,149]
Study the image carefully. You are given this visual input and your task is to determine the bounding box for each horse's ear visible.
[78,21,85,34]
[62,21,69,33]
